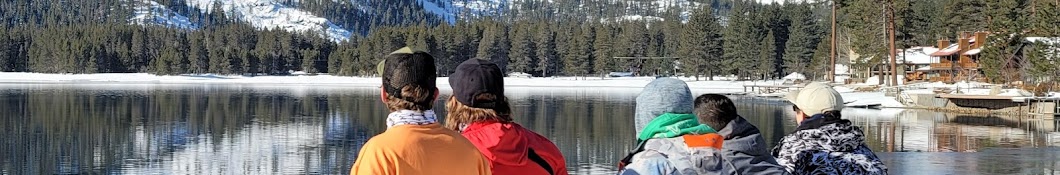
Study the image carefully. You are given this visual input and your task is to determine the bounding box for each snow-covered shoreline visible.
[0,72,917,108]
[0,72,771,92]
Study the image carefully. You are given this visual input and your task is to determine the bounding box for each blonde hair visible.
[444,94,513,130]
[384,85,435,111]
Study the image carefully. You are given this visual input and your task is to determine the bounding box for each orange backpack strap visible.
[682,134,724,149]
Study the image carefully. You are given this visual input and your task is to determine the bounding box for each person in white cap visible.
[771,82,888,174]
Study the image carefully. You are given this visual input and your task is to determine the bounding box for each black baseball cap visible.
[379,47,437,105]
[449,58,504,108]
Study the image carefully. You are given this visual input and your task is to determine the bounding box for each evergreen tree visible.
[592,24,616,78]
[722,0,760,79]
[563,26,593,77]
[906,0,945,46]
[508,22,536,74]
[943,0,987,35]
[809,36,833,80]
[679,7,723,81]
[188,32,207,73]
[842,0,888,74]
[981,0,1029,83]
[782,2,820,76]
[535,25,558,77]
[1031,0,1060,35]
[758,31,777,80]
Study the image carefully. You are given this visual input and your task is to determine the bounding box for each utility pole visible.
[888,0,899,86]
[830,0,837,83]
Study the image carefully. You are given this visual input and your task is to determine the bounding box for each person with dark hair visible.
[693,94,787,174]
[350,48,491,175]
[619,78,727,175]
[445,58,568,175]
[773,83,887,174]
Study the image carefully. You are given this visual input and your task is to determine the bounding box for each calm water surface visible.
[1,84,1058,174]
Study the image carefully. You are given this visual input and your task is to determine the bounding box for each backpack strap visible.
[618,140,647,170]
[527,148,554,175]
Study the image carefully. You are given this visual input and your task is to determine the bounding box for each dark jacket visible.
[771,115,888,175]
[718,116,789,175]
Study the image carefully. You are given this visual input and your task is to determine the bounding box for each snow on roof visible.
[1025,37,1060,44]
[962,48,981,55]
[835,64,850,75]
[930,44,960,56]
[783,72,806,80]
[916,66,932,71]
[898,47,936,64]
[1025,37,1060,60]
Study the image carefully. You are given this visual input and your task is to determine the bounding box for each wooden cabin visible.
[927,32,989,83]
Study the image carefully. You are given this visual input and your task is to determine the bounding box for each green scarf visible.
[636,113,717,141]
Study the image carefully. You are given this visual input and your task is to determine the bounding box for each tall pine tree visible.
[782,2,821,76]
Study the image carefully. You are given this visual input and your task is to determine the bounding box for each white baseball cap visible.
[785,82,844,115]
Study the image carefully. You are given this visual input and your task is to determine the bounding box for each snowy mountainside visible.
[440,0,702,23]
[419,0,457,24]
[129,0,198,30]
[183,0,352,42]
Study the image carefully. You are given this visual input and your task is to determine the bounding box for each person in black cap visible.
[351,48,491,175]
[445,58,568,175]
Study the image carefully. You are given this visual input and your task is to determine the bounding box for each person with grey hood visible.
[619,78,728,175]
[694,94,788,175]
[772,83,887,174]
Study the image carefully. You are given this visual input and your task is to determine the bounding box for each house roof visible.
[963,48,981,55]
[1025,37,1060,44]
[783,72,806,80]
[930,44,961,56]
[898,47,937,64]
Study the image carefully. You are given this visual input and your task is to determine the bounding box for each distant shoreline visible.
[0,72,764,92]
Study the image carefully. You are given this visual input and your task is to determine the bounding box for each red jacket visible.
[462,121,568,175]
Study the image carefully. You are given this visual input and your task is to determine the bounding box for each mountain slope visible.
[183,0,352,42]
[130,0,198,30]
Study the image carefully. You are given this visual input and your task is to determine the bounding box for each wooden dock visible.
[743,84,802,94]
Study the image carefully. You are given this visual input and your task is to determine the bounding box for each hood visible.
[717,116,789,175]
[786,118,864,152]
[718,116,769,154]
[635,78,693,134]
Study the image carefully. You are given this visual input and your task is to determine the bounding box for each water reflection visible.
[0,84,1057,174]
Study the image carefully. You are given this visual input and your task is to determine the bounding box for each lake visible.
[1,84,1058,174]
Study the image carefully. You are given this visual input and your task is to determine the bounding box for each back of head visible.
[784,83,844,116]
[635,78,693,133]
[445,58,513,130]
[694,94,738,131]
[380,47,437,111]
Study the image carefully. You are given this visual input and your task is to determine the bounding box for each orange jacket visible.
[351,123,491,175]
[461,121,568,175]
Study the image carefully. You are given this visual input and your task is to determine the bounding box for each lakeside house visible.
[927,31,989,83]
[898,46,938,82]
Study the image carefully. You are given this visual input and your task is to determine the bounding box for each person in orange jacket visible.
[444,58,568,175]
[350,48,491,175]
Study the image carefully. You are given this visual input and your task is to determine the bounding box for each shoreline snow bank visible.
[0,72,911,107]
[0,72,778,93]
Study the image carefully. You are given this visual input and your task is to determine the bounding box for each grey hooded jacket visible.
[718,116,789,175]
[621,78,727,175]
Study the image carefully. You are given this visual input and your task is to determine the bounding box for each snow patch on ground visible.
[184,0,351,42]
[130,0,198,30]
